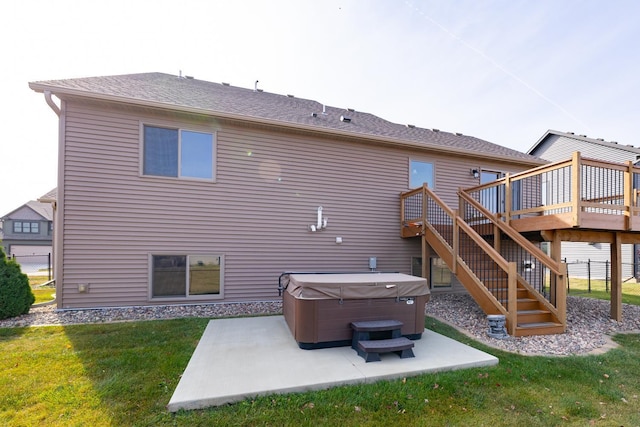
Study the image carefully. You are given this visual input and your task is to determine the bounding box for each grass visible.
[28,275,55,305]
[567,277,640,305]
[1,317,639,426]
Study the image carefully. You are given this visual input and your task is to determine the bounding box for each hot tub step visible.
[357,337,415,362]
[351,319,404,350]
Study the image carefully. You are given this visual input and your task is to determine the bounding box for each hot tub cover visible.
[286,273,429,300]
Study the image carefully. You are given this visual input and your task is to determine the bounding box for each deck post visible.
[624,161,633,231]
[507,262,517,336]
[610,232,623,321]
[548,231,562,306]
[571,152,582,227]
[452,210,458,274]
[422,235,430,281]
[556,262,567,327]
[504,173,512,224]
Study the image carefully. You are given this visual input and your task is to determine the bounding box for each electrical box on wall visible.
[369,257,377,270]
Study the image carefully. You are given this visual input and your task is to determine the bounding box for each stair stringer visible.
[424,224,507,318]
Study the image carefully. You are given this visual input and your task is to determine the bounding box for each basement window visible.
[430,257,452,289]
[150,254,224,300]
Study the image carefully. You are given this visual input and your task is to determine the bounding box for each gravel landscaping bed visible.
[2,295,639,356]
[426,293,640,356]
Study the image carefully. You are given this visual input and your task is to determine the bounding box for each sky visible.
[1,0,639,216]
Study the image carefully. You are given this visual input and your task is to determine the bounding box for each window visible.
[430,257,452,288]
[151,254,223,299]
[13,221,39,234]
[409,160,434,188]
[412,256,453,289]
[143,125,215,180]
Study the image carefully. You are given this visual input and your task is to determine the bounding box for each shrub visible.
[0,247,35,319]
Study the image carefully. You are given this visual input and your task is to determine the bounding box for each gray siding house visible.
[1,189,55,258]
[29,72,544,309]
[528,130,640,280]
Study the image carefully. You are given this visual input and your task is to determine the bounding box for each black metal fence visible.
[10,253,52,280]
[565,258,638,294]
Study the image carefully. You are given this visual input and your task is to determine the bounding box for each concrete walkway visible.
[168,316,498,412]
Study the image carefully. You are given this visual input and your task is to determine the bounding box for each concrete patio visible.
[167,315,498,412]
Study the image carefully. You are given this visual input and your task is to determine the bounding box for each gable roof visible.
[2,200,53,221]
[528,130,640,157]
[30,73,542,166]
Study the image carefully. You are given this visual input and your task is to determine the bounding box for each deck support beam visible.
[611,232,623,321]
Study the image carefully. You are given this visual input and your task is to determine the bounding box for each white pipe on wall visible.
[317,206,323,229]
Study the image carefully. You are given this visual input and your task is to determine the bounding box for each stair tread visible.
[517,322,563,328]
[517,309,550,314]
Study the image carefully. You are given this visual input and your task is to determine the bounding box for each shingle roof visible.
[1,200,53,221]
[528,130,640,156]
[30,72,541,164]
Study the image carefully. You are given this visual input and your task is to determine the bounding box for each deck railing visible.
[464,152,640,231]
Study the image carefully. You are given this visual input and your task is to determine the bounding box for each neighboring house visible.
[1,188,56,259]
[528,130,640,281]
[29,72,545,310]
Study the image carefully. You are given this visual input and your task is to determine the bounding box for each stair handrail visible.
[458,189,565,277]
[420,185,512,271]
[421,185,518,331]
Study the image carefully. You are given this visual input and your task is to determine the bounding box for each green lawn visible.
[567,277,640,306]
[1,317,639,426]
[28,275,55,305]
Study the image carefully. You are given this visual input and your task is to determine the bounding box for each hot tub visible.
[281,273,430,349]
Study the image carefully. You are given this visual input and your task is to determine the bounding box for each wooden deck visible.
[400,152,640,335]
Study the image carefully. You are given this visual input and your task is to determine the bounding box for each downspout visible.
[42,90,63,309]
[44,91,61,116]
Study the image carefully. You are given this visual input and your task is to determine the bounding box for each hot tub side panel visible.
[283,293,428,348]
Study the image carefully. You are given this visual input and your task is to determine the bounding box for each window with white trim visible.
[13,221,40,234]
[409,160,434,188]
[143,125,215,180]
[151,254,223,299]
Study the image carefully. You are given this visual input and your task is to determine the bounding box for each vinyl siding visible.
[560,242,634,279]
[59,100,534,308]
[533,134,639,164]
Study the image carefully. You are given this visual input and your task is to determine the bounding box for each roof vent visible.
[406,124,415,128]
[596,138,604,141]
[455,132,463,136]
[432,128,439,132]
[340,115,351,123]
[222,82,230,86]
[611,141,618,144]
[579,134,587,137]
[347,108,355,112]
[287,94,294,98]
[568,132,575,135]
[311,112,318,118]
[185,75,194,79]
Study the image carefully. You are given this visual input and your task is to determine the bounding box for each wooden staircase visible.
[401,184,567,337]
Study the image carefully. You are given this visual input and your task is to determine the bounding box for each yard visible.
[1,309,639,425]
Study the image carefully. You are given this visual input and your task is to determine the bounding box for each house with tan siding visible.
[29,72,545,310]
